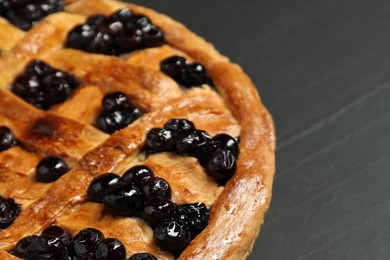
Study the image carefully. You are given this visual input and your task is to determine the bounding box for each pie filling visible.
[0,0,65,31]
[0,2,244,260]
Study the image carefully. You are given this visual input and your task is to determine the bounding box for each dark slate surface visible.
[127,1,390,259]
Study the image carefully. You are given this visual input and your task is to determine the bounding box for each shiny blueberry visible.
[13,235,37,258]
[42,72,75,105]
[23,236,65,260]
[141,177,172,201]
[87,173,120,203]
[154,219,191,254]
[66,24,97,49]
[121,165,154,187]
[93,238,126,260]
[141,198,175,227]
[0,126,16,151]
[41,225,72,246]
[146,128,175,153]
[142,25,164,47]
[96,106,139,134]
[128,253,157,260]
[176,130,212,158]
[86,32,115,55]
[103,183,144,216]
[35,156,68,183]
[207,149,237,183]
[102,92,130,110]
[211,134,239,158]
[11,74,46,108]
[180,63,209,87]
[71,228,105,257]
[160,56,187,80]
[173,202,210,235]
[0,197,21,229]
[99,20,124,37]
[26,59,54,76]
[115,27,143,52]
[110,8,133,23]
[132,15,151,30]
[163,118,195,138]
[86,14,106,28]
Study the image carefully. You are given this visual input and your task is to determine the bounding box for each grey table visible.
[128,1,390,259]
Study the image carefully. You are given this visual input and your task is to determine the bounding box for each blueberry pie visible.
[0,0,275,259]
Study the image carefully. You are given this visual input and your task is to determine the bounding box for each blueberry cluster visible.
[66,8,165,55]
[146,119,239,183]
[87,165,210,254]
[11,60,79,110]
[0,196,21,229]
[0,0,64,31]
[12,226,133,260]
[96,92,144,134]
[0,126,17,152]
[160,56,213,88]
[35,156,69,183]
[153,202,210,254]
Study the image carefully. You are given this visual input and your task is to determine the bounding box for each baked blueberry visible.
[141,177,172,201]
[103,183,144,216]
[86,31,115,55]
[86,14,107,29]
[110,8,133,23]
[11,74,45,108]
[13,235,37,258]
[128,253,157,260]
[160,56,187,80]
[66,24,97,49]
[99,19,124,36]
[0,197,21,229]
[87,173,120,203]
[146,128,175,153]
[207,149,237,183]
[176,130,212,158]
[142,25,164,47]
[121,165,154,187]
[41,225,72,246]
[35,156,68,183]
[163,118,194,138]
[180,63,209,87]
[42,72,75,105]
[96,106,140,134]
[102,92,130,110]
[93,238,126,260]
[26,59,54,76]
[154,219,191,254]
[23,235,66,260]
[132,15,151,30]
[141,198,175,227]
[172,202,210,235]
[211,134,239,158]
[71,228,105,257]
[0,126,16,152]
[115,26,143,52]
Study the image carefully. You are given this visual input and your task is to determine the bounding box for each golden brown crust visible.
[0,0,275,259]
[0,169,92,251]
